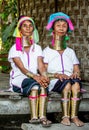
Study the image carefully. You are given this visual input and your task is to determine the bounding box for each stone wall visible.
[18,0,89,81]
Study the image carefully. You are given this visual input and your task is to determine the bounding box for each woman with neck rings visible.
[43,12,84,127]
[8,16,52,127]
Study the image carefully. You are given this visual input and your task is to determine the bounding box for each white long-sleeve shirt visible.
[8,44,43,88]
[43,46,79,91]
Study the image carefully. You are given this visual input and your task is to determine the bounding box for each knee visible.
[40,87,47,94]
[63,83,71,92]
[31,85,39,90]
[72,82,80,92]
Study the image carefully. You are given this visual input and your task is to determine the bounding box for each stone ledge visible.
[0,91,22,100]
[0,82,89,115]
[21,123,89,130]
[0,95,89,115]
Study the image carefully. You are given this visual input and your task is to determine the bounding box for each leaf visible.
[2,19,16,43]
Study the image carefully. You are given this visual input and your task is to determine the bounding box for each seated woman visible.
[8,16,51,127]
[43,12,84,127]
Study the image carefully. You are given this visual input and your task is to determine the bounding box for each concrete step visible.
[21,123,89,130]
[0,72,89,117]
[0,95,89,115]
[0,81,89,115]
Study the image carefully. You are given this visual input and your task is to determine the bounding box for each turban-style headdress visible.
[13,16,39,51]
[46,12,74,46]
[46,12,74,32]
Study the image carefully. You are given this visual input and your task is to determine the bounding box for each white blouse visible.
[8,44,43,88]
[43,46,79,91]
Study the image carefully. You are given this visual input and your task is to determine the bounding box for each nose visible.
[26,26,30,29]
[59,26,63,31]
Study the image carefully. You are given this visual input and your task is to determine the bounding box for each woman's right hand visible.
[54,73,69,81]
[33,75,49,88]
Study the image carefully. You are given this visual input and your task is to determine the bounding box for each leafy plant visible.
[0,0,18,54]
[0,0,18,72]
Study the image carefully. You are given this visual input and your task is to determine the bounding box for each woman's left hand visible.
[69,73,81,79]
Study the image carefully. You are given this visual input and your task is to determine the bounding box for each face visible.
[53,20,68,37]
[20,20,34,36]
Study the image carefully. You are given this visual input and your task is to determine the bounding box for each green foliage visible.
[2,20,16,43]
[0,0,18,72]
[1,19,16,53]
[0,65,10,73]
[0,0,18,54]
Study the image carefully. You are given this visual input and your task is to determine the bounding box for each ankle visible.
[40,116,46,120]
[62,116,70,119]
[71,116,78,120]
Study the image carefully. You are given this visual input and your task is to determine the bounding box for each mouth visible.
[26,32,31,33]
[25,32,32,35]
[58,31,64,34]
[57,32,65,36]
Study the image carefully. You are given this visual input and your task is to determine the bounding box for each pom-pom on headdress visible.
[13,16,39,51]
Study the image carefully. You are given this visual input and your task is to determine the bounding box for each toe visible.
[61,117,70,126]
[71,117,84,127]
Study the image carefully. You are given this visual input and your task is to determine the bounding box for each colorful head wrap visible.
[46,12,74,33]
[46,12,74,47]
[13,16,39,51]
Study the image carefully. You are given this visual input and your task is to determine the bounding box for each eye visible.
[22,24,27,27]
[22,24,33,28]
[56,24,61,27]
[63,23,68,28]
[63,25,67,28]
[29,24,33,28]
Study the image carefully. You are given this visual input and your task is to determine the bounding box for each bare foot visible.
[61,117,71,126]
[29,118,40,124]
[40,118,52,127]
[71,117,84,127]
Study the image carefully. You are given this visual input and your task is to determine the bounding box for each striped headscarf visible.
[13,16,39,51]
